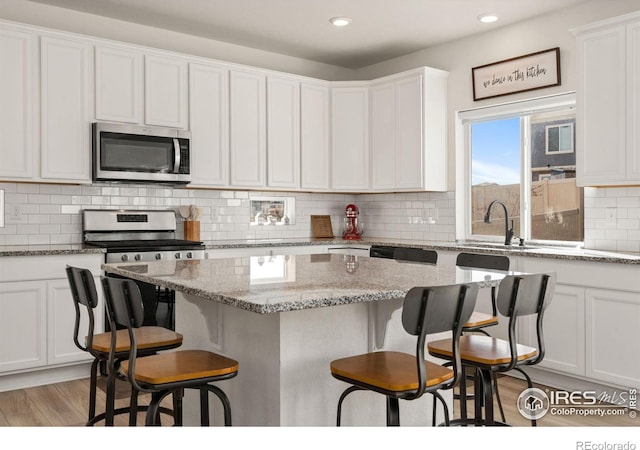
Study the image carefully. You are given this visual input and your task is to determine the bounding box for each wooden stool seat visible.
[463,311,498,329]
[429,335,538,367]
[427,273,555,427]
[102,276,239,426]
[91,326,183,353]
[330,284,479,426]
[122,349,239,385]
[331,351,453,393]
[66,266,183,426]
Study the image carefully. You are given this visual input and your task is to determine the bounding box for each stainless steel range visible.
[84,208,204,330]
[83,209,206,263]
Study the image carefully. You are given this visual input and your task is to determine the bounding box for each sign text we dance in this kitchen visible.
[472,47,561,101]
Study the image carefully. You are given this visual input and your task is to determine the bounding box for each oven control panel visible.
[106,249,207,263]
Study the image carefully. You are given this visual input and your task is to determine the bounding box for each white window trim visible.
[545,123,575,155]
[455,92,576,243]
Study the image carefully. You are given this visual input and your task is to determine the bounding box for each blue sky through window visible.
[471,117,521,186]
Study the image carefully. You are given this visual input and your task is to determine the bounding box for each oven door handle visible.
[173,138,181,173]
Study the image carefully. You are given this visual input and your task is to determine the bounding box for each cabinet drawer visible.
[0,254,103,283]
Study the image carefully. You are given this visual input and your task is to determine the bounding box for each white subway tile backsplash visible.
[3,181,638,252]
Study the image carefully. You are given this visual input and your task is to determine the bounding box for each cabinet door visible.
[95,45,142,124]
[300,82,330,190]
[267,77,300,188]
[586,288,640,387]
[524,284,586,376]
[189,62,229,186]
[370,81,396,190]
[0,28,34,179]
[576,26,627,185]
[145,54,188,128]
[40,36,92,182]
[395,75,424,189]
[0,281,46,373]
[47,279,95,365]
[331,86,369,191]
[627,21,640,181]
[229,70,266,187]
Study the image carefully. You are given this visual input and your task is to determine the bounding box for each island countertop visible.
[102,254,512,314]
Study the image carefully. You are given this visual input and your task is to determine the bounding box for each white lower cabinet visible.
[585,288,640,387]
[0,254,103,384]
[516,256,639,389]
[0,281,47,373]
[525,283,586,377]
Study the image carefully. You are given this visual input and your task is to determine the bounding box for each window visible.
[456,93,583,244]
[545,123,574,154]
[249,196,295,225]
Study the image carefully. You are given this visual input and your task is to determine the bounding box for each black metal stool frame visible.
[102,276,237,426]
[66,266,180,426]
[332,283,478,426]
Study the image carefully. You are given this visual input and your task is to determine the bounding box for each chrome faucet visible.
[484,200,514,246]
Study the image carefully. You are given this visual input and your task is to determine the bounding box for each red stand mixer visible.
[342,204,363,240]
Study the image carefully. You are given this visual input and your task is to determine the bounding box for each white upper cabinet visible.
[95,45,143,124]
[95,46,187,129]
[371,68,448,192]
[145,54,188,129]
[300,82,331,190]
[229,69,266,187]
[575,11,640,186]
[331,84,369,191]
[188,62,229,187]
[0,20,450,192]
[266,76,300,189]
[0,28,34,180]
[40,35,92,182]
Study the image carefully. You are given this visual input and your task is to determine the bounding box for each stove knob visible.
[175,252,181,259]
[134,254,141,261]
[186,252,193,259]
[121,254,129,262]
[155,253,163,260]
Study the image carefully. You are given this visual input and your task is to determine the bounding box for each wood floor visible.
[0,374,637,427]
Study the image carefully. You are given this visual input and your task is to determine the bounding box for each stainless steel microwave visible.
[92,122,191,184]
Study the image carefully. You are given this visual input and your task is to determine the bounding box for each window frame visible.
[545,122,575,155]
[455,92,578,245]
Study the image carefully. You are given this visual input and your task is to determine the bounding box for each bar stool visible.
[66,266,183,426]
[454,252,510,421]
[330,283,478,426]
[428,273,555,426]
[101,276,239,426]
[393,247,438,264]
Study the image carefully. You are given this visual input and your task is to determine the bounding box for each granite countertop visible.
[102,254,510,314]
[204,237,640,265]
[2,236,639,265]
[0,244,105,257]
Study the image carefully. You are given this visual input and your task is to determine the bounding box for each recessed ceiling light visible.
[478,13,499,23]
[330,17,352,27]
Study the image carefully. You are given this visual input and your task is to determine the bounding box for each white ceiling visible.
[28,0,588,69]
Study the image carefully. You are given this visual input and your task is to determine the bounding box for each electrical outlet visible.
[605,207,617,227]
[11,205,22,220]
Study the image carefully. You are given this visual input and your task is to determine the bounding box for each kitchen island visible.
[102,253,516,426]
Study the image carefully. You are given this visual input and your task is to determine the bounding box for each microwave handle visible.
[173,138,181,173]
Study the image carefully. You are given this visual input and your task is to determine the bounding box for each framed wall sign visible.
[472,47,561,101]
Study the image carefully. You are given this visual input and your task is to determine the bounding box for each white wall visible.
[354,0,640,189]
[1,0,639,250]
[0,0,355,81]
